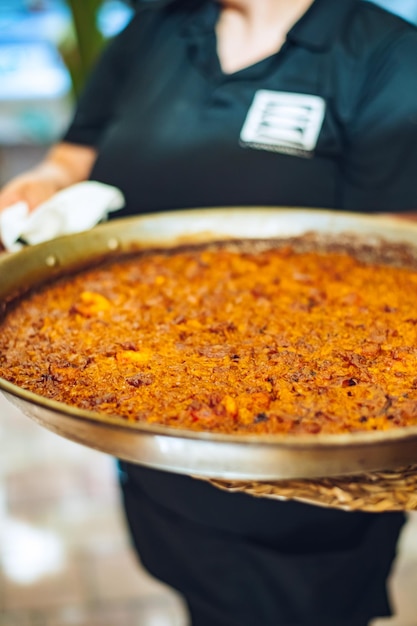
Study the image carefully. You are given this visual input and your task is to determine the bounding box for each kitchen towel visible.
[0,181,125,252]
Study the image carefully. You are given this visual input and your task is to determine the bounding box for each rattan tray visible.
[205,465,417,512]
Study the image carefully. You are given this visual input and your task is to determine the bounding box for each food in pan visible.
[1,238,417,435]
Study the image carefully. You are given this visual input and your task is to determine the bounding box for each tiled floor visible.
[0,393,189,626]
[0,392,416,626]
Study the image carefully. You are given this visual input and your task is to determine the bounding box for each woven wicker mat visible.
[201,465,417,512]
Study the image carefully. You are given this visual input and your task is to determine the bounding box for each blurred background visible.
[0,0,135,186]
[1,1,417,625]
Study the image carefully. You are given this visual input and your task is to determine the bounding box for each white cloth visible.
[0,181,125,252]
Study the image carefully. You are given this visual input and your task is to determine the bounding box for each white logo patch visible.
[240,90,326,157]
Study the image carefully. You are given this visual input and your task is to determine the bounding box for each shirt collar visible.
[183,0,360,51]
[181,0,360,81]
[287,0,359,51]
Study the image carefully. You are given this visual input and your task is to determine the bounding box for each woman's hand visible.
[0,168,65,213]
[0,142,98,213]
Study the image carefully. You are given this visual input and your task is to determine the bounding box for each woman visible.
[1,1,417,624]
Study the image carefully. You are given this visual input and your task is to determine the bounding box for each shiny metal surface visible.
[1,207,417,480]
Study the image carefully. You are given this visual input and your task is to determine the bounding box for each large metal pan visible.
[2,207,417,480]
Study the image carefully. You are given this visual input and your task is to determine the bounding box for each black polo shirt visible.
[64,0,417,216]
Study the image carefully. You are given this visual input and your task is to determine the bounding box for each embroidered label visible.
[240,90,326,158]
